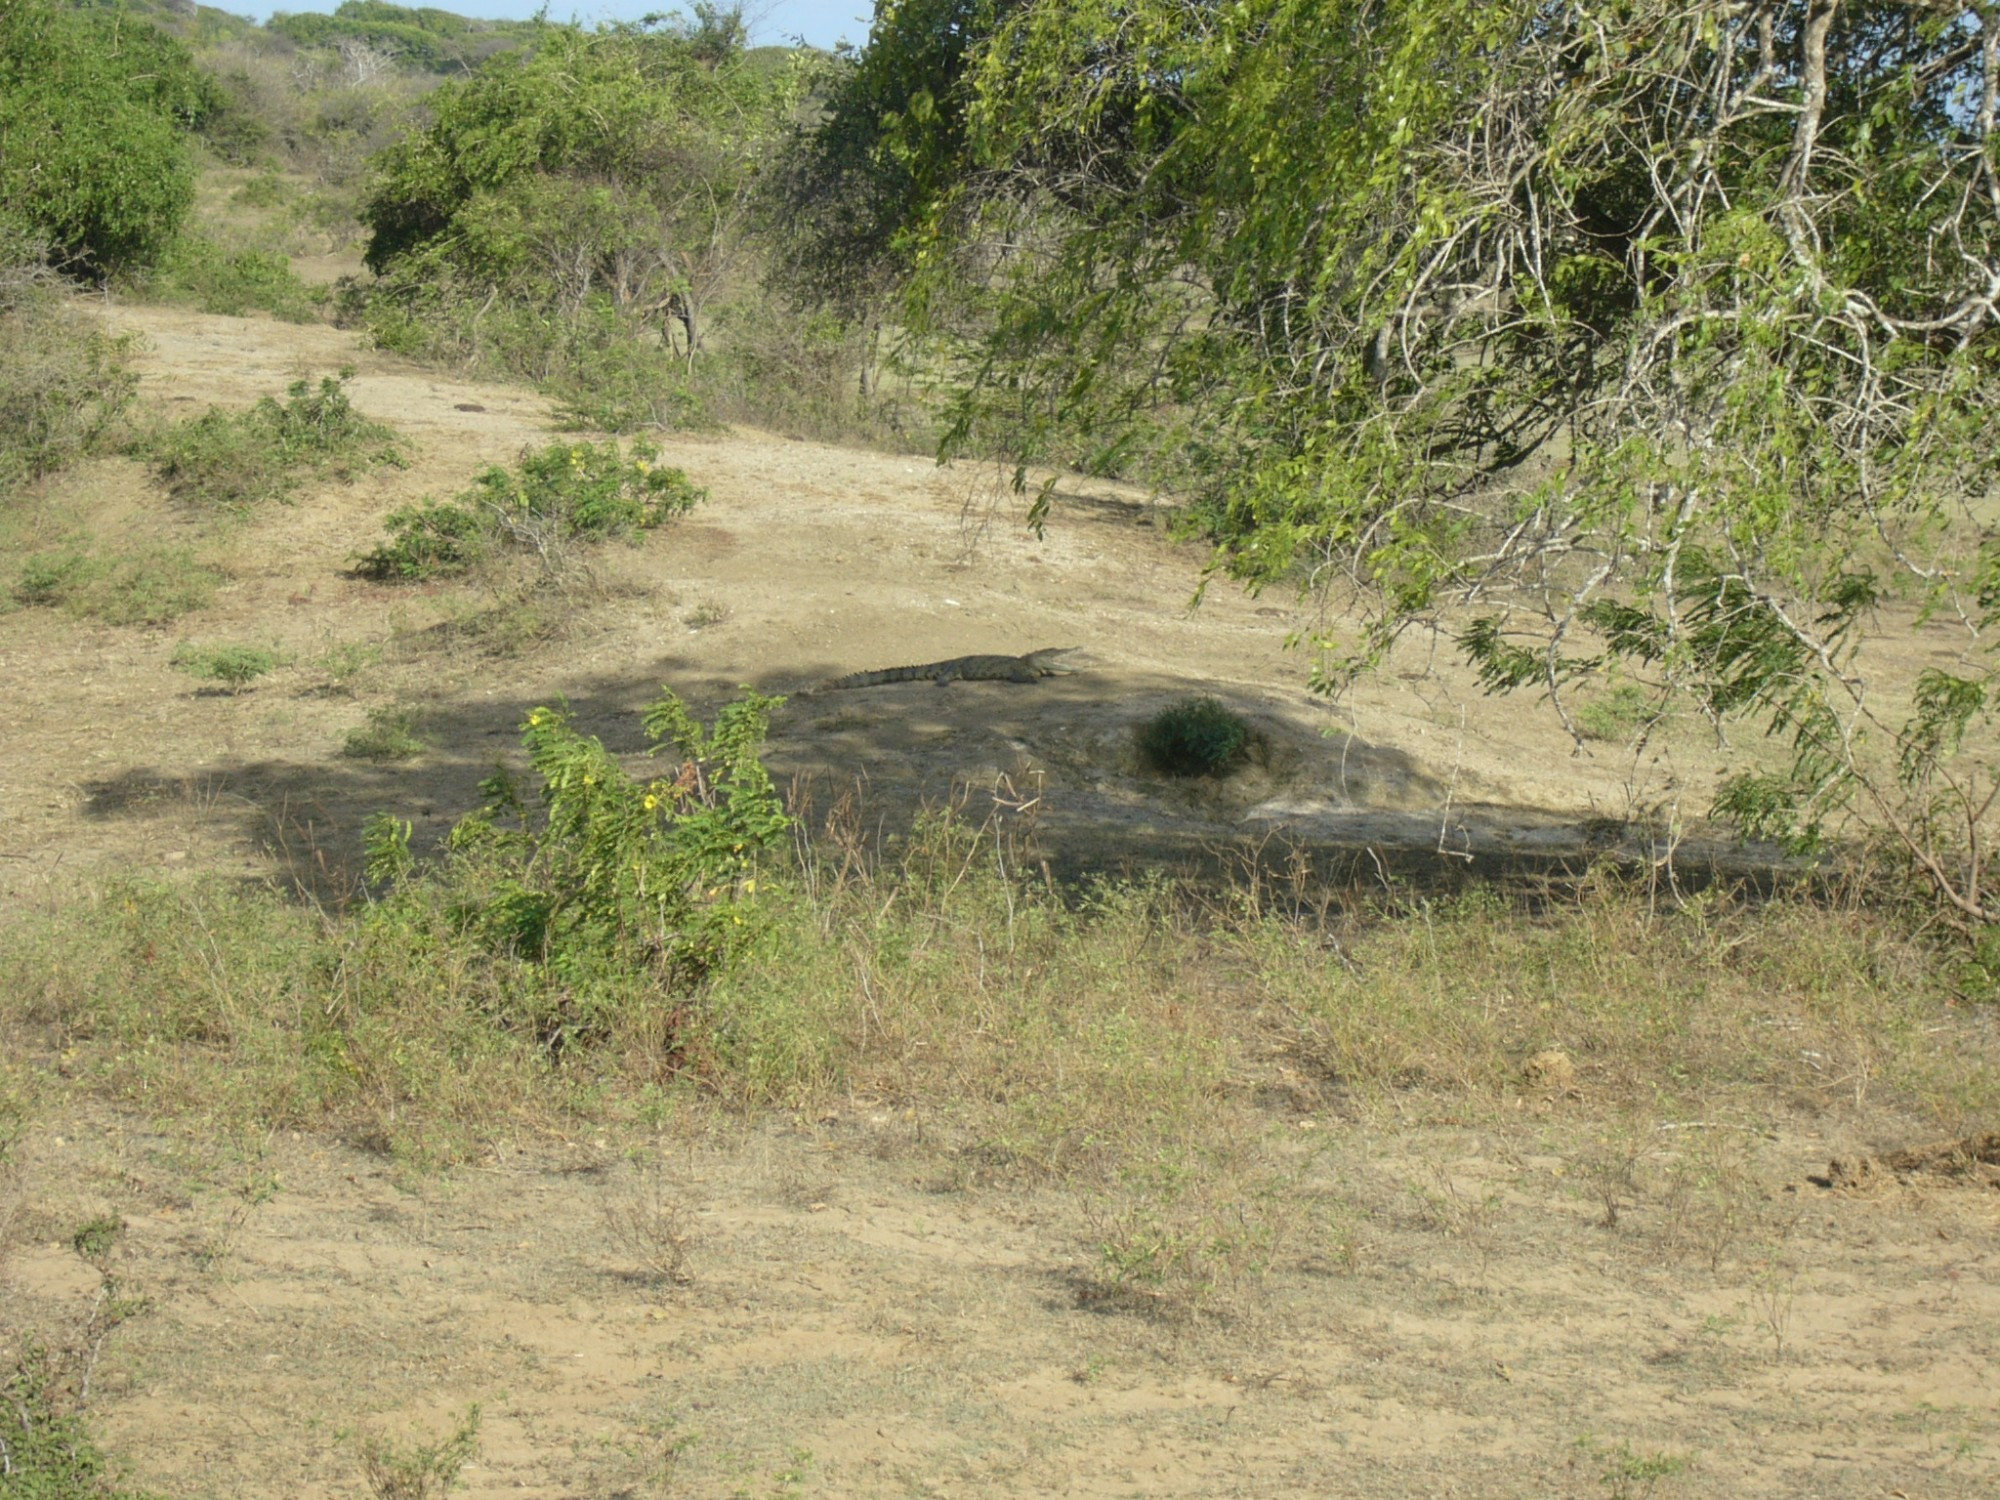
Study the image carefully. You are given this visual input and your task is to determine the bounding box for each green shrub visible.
[171,641,282,692]
[0,267,137,488]
[148,371,404,508]
[363,686,789,1050]
[0,0,213,271]
[139,237,322,322]
[353,499,488,581]
[469,439,704,541]
[354,439,702,582]
[1138,697,1251,777]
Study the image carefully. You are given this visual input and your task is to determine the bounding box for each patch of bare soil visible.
[4,1104,1997,1497]
[5,305,1995,1497]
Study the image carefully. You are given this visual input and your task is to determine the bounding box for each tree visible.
[0,0,216,272]
[769,0,1023,315]
[362,16,796,357]
[799,0,2000,924]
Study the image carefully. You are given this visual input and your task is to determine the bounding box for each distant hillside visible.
[68,0,266,46]
[265,2,538,74]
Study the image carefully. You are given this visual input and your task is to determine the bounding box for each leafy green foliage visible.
[768,0,1007,313]
[365,687,789,1051]
[1,1341,157,1500]
[353,500,489,582]
[360,19,781,277]
[469,438,704,539]
[350,15,813,429]
[800,0,2000,925]
[270,1,532,74]
[354,439,703,581]
[0,0,215,271]
[1138,697,1250,778]
[147,372,404,508]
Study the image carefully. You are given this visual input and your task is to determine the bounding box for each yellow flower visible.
[742,879,757,895]
[643,794,659,811]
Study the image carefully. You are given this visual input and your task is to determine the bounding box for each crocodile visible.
[818,647,1080,691]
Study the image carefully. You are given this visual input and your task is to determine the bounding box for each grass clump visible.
[353,439,702,582]
[10,542,223,625]
[359,1405,482,1500]
[1575,683,1663,743]
[343,707,425,760]
[146,370,404,509]
[1138,696,1251,777]
[171,641,282,692]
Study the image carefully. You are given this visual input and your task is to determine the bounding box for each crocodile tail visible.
[824,663,929,690]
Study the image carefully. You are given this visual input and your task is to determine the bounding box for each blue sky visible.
[237,3,876,53]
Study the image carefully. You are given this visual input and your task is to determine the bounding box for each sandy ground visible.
[2,303,1752,911]
[3,304,1997,1497]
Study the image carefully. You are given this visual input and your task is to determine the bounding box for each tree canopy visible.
[785,0,2000,921]
[362,17,803,313]
[0,0,218,271]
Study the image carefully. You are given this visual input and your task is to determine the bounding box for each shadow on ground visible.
[77,654,1799,911]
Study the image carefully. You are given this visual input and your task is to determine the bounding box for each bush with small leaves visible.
[148,371,404,509]
[363,686,787,1051]
[353,500,488,581]
[468,438,705,542]
[354,439,702,582]
[1138,696,1250,778]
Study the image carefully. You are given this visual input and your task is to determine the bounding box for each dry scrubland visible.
[2,198,1999,1499]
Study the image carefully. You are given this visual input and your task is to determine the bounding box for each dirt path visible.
[5,1101,1995,1498]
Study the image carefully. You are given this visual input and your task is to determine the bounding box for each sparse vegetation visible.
[0,263,138,489]
[342,706,425,760]
[1575,684,1664,745]
[146,372,404,509]
[10,542,224,626]
[359,1404,482,1500]
[4,4,1999,1489]
[1,1341,154,1500]
[171,641,282,693]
